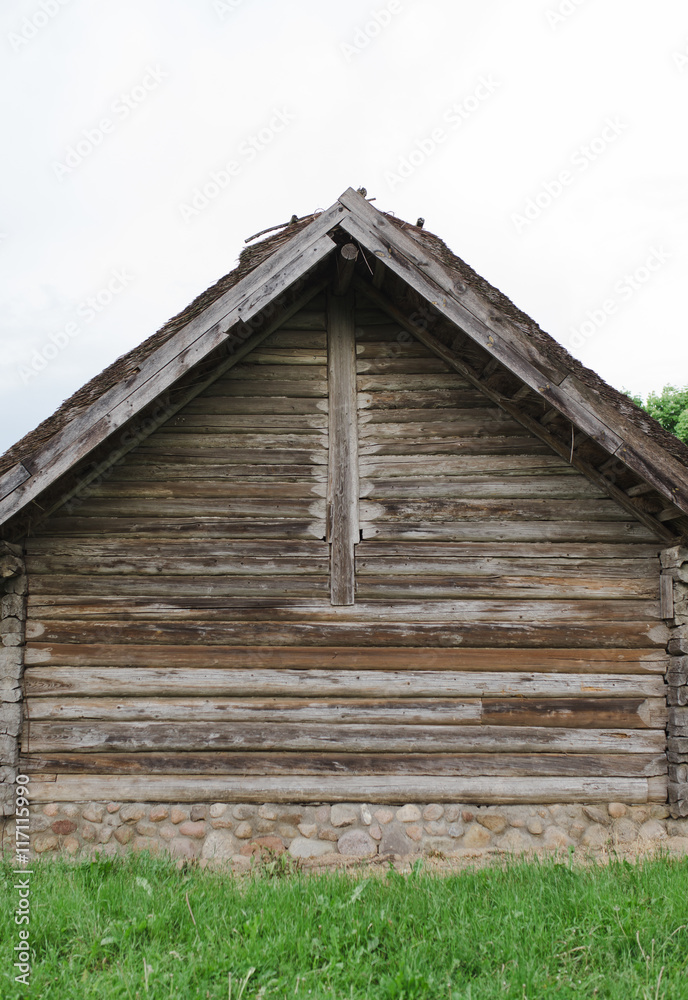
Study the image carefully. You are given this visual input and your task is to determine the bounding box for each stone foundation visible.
[4,801,688,864]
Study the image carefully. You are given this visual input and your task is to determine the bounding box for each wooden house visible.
[2,188,687,858]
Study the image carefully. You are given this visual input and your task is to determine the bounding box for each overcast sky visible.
[1,0,687,455]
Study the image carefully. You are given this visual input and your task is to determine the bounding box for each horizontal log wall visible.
[20,296,668,803]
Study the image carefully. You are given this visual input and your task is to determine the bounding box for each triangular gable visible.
[1,188,687,542]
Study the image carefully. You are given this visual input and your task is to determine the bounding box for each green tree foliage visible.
[626,384,688,444]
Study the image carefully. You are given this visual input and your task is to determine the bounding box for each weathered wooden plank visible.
[28,694,665,729]
[245,349,327,366]
[125,448,330,465]
[358,390,483,409]
[327,291,359,605]
[356,575,656,601]
[208,379,329,397]
[69,481,327,501]
[161,413,329,432]
[184,396,328,415]
[278,311,327,330]
[262,331,327,348]
[30,575,329,598]
[356,357,452,375]
[25,669,665,700]
[32,499,327,521]
[24,721,665,754]
[0,462,30,502]
[358,456,588,477]
[26,697,485,726]
[21,752,667,778]
[25,597,662,623]
[362,521,659,543]
[25,619,668,648]
[360,438,552,457]
[359,406,514,424]
[356,541,662,561]
[34,518,328,538]
[141,432,328,450]
[220,364,329,382]
[661,574,674,619]
[359,499,630,523]
[359,476,609,500]
[357,374,493,392]
[356,339,432,358]
[108,464,326,482]
[359,418,526,440]
[24,643,668,672]
[26,773,660,803]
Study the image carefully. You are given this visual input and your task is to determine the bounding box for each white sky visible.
[1,0,687,455]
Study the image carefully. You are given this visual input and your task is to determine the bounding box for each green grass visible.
[2,853,688,999]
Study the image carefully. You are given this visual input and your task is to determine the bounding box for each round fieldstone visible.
[120,804,146,824]
[98,827,113,844]
[424,821,447,836]
[477,814,507,834]
[52,820,77,836]
[34,833,58,853]
[373,808,394,825]
[463,824,492,849]
[114,826,133,845]
[667,819,688,837]
[170,806,189,825]
[179,821,206,840]
[379,826,417,857]
[361,805,372,826]
[201,830,237,862]
[396,804,421,823]
[30,815,53,833]
[259,804,278,820]
[423,804,444,821]
[405,824,423,842]
[63,836,80,855]
[106,802,121,813]
[169,838,198,860]
[337,830,377,857]
[288,837,333,859]
[211,817,234,830]
[81,823,97,843]
[496,829,530,852]
[132,837,159,855]
[298,823,317,838]
[255,818,276,834]
[232,805,255,820]
[149,806,169,823]
[331,804,358,827]
[240,836,286,857]
[190,805,207,822]
[136,822,158,838]
[159,823,176,842]
[277,824,299,839]
[209,803,227,818]
[448,823,464,838]
[444,805,461,822]
[318,828,339,842]
[581,824,609,849]
[608,802,627,819]
[542,826,574,849]
[526,818,544,836]
[62,805,79,818]
[82,805,105,823]
[234,822,253,839]
[42,803,59,817]
[369,824,382,841]
[613,819,640,844]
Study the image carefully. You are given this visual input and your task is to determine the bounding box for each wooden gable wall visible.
[20,291,669,805]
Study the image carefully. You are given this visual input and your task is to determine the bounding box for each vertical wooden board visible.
[327,292,359,605]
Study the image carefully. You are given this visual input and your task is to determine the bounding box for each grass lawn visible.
[2,853,688,999]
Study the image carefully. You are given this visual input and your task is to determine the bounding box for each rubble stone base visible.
[4,801,688,865]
